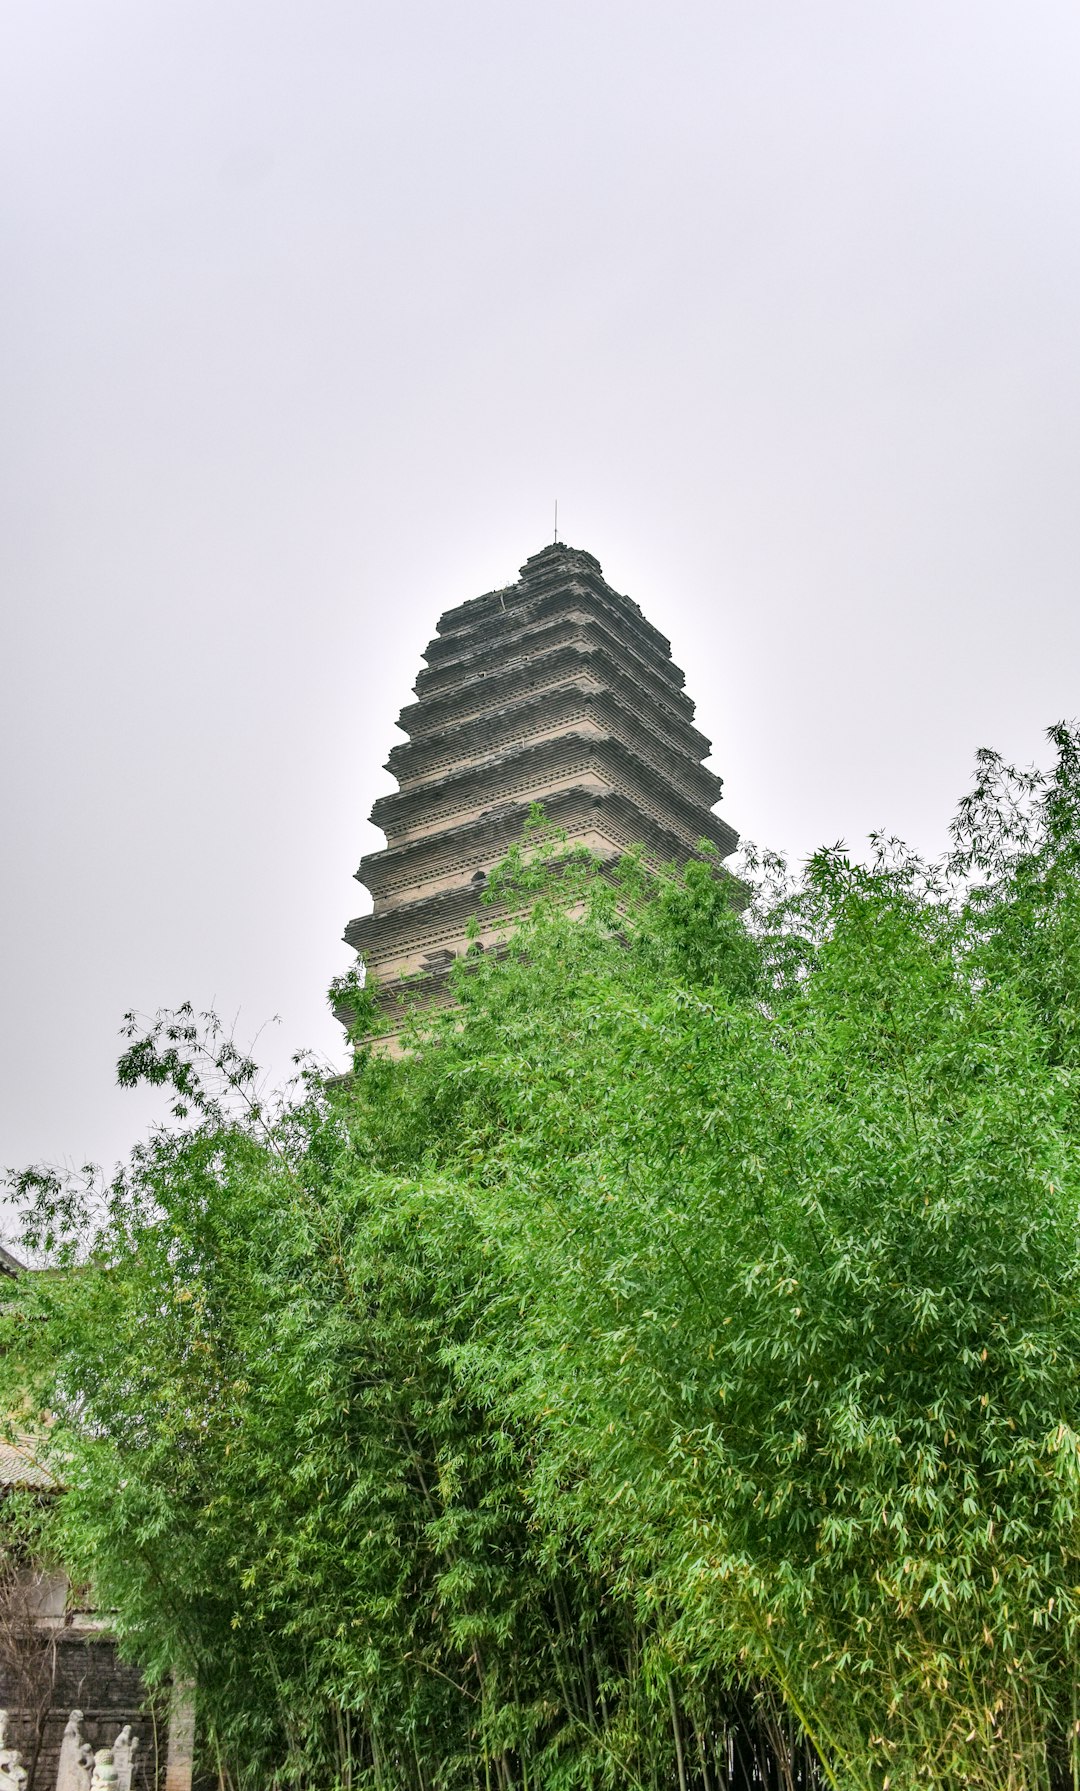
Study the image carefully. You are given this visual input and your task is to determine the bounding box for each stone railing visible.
[0,1710,139,1791]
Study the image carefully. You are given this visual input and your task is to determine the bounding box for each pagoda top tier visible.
[433,541,669,652]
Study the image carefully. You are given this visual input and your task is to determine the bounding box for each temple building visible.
[345,542,738,1029]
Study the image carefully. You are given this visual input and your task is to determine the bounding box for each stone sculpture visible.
[111,1727,138,1791]
[0,1712,26,1790]
[56,1712,93,1791]
[89,1751,118,1790]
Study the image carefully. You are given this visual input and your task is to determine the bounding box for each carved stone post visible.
[111,1726,138,1791]
[56,1712,92,1791]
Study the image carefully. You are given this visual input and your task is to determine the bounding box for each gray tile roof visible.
[0,1436,55,1490]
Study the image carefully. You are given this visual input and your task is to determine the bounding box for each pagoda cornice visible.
[403,634,697,744]
[396,650,713,760]
[422,581,683,693]
[414,611,692,720]
[348,788,734,973]
[387,685,721,805]
[370,729,725,854]
[434,545,674,662]
[359,749,737,910]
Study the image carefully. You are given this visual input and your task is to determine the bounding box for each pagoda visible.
[345,542,738,1031]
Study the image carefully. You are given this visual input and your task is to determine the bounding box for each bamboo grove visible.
[6,725,1080,1791]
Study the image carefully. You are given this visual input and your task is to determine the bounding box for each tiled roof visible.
[0,1437,55,1490]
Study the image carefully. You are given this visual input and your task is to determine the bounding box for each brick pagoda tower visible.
[345,542,738,1031]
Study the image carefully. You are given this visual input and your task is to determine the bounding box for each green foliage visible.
[7,727,1080,1791]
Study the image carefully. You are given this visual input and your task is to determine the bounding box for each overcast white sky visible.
[3,0,1080,1181]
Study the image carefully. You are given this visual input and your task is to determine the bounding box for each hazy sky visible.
[3,0,1080,1183]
